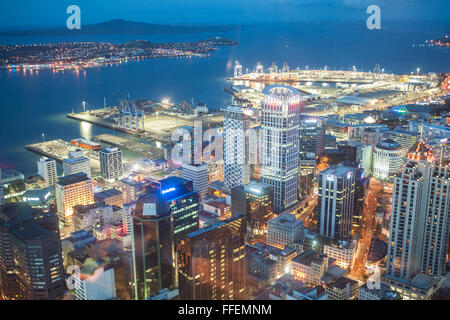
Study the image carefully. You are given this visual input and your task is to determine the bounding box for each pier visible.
[26,139,101,174]
[93,134,167,160]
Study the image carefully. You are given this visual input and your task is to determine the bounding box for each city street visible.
[351,178,382,279]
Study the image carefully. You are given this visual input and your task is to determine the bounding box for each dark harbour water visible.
[0,22,449,176]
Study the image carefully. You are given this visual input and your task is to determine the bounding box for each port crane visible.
[117,99,145,132]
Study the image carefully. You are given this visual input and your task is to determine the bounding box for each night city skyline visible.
[0,0,449,310]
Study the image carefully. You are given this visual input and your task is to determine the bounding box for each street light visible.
[41,133,45,142]
[82,101,86,113]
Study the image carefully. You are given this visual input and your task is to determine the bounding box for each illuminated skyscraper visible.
[100,147,124,182]
[182,163,208,198]
[159,176,199,245]
[224,105,251,192]
[131,190,176,300]
[317,164,356,240]
[231,182,274,237]
[386,141,450,282]
[298,116,325,175]
[37,157,58,187]
[373,139,405,181]
[261,85,303,213]
[63,149,91,179]
[0,203,65,300]
[55,173,94,226]
[178,214,246,300]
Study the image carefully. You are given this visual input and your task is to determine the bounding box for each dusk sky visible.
[0,0,449,28]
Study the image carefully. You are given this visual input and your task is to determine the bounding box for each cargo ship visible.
[70,138,102,150]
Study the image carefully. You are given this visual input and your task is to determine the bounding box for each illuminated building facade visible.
[178,214,246,300]
[231,182,274,236]
[323,239,356,269]
[386,141,450,283]
[317,164,356,240]
[0,203,64,300]
[100,147,124,182]
[291,249,329,285]
[373,139,405,181]
[37,157,58,187]
[267,212,304,249]
[299,116,325,175]
[182,163,208,198]
[159,176,199,245]
[120,174,147,203]
[63,149,92,179]
[261,85,303,213]
[55,173,94,226]
[224,105,251,192]
[131,191,176,300]
[94,188,123,207]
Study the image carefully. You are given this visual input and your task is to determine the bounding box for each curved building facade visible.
[372,139,405,181]
[261,85,303,213]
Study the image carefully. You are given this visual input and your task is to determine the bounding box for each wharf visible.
[93,134,167,160]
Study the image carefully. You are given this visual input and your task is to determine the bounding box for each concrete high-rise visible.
[372,139,405,181]
[63,149,91,178]
[100,147,123,182]
[182,163,208,198]
[267,212,304,249]
[224,105,251,192]
[317,164,356,240]
[37,157,58,187]
[261,85,303,213]
[386,141,450,281]
[178,214,246,300]
[0,203,65,300]
[55,173,94,226]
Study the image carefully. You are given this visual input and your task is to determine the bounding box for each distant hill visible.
[0,19,242,36]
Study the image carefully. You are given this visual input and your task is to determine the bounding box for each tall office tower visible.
[63,149,92,179]
[249,125,262,180]
[99,147,124,182]
[341,161,368,229]
[0,203,65,300]
[373,139,405,181]
[317,164,356,240]
[178,214,246,300]
[299,117,325,174]
[224,105,251,192]
[341,140,373,177]
[182,163,208,198]
[0,168,4,206]
[261,85,303,213]
[131,190,176,300]
[231,182,274,237]
[37,157,58,187]
[159,176,199,245]
[55,173,94,226]
[386,141,450,281]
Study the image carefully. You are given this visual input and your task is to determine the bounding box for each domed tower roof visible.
[408,139,435,163]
